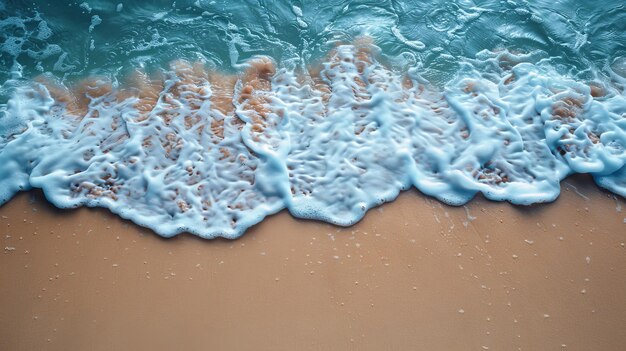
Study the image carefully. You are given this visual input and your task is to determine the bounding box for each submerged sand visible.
[1,174,625,350]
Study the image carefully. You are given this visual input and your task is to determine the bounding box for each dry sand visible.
[1,174,625,350]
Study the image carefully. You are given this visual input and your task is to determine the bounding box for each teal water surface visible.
[1,0,624,82]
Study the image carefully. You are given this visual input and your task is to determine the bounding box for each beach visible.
[2,1,626,350]
[2,174,625,350]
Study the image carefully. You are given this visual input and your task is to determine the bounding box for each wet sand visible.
[1,174,625,351]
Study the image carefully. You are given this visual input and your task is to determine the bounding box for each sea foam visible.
[0,44,625,238]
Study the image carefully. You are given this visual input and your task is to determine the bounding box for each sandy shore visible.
[1,174,625,350]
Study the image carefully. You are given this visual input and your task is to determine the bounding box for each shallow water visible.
[1,0,625,238]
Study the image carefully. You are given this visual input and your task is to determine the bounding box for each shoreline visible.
[4,45,625,239]
[1,174,626,350]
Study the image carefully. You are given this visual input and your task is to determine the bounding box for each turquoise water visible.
[1,0,625,238]
[2,1,624,82]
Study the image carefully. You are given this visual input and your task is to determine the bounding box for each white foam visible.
[0,14,70,74]
[1,46,625,238]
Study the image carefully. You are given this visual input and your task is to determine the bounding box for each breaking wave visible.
[1,1,625,238]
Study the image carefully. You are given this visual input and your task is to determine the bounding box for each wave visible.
[1,42,625,238]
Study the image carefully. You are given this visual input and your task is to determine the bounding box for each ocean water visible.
[0,0,625,238]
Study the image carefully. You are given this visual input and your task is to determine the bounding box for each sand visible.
[1,174,625,350]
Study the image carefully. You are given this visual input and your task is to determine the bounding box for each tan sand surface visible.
[1,174,625,350]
